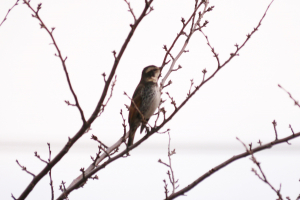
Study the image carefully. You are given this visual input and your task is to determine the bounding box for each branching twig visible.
[47,143,54,200]
[165,92,177,110]
[200,30,220,68]
[91,134,108,149]
[98,75,117,117]
[124,0,136,22]
[160,0,208,87]
[187,79,194,97]
[278,84,300,108]
[17,1,154,199]
[23,1,86,124]
[166,131,300,200]
[120,109,127,137]
[159,132,179,196]
[34,151,48,164]
[0,0,19,27]
[237,138,284,200]
[218,0,274,70]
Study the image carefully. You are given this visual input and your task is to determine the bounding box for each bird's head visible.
[141,65,161,83]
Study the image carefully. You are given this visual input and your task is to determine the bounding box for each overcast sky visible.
[0,0,299,200]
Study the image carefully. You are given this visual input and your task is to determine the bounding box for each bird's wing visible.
[128,84,143,126]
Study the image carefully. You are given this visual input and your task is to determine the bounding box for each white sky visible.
[0,0,300,200]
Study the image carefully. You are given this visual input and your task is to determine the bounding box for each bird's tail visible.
[127,128,137,147]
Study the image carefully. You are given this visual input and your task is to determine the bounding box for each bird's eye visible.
[147,70,154,77]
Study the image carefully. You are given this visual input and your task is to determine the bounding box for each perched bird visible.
[127,65,161,147]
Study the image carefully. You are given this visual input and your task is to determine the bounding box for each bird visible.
[127,65,161,147]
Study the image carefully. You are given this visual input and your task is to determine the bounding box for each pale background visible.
[0,0,300,199]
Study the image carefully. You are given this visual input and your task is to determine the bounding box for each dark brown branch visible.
[167,131,300,199]
[17,1,154,199]
[0,0,19,27]
[23,1,86,124]
[278,84,300,108]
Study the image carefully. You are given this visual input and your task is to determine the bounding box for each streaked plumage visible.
[127,65,161,147]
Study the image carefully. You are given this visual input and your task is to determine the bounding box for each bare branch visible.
[289,124,295,135]
[165,92,177,110]
[0,0,19,27]
[17,1,154,199]
[219,0,274,69]
[23,1,86,124]
[59,2,277,197]
[166,131,300,199]
[160,1,208,87]
[278,84,300,108]
[200,30,220,68]
[98,75,117,117]
[16,160,35,178]
[47,143,54,200]
[124,0,137,22]
[159,132,179,196]
[120,109,127,137]
[272,119,278,140]
[237,138,284,200]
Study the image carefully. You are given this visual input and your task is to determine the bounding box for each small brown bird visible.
[127,65,161,147]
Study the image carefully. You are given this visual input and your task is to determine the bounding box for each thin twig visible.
[124,0,136,22]
[0,0,19,27]
[34,151,48,164]
[124,91,147,124]
[16,160,35,178]
[200,30,220,68]
[159,132,179,196]
[272,120,278,140]
[278,84,300,108]
[23,1,86,124]
[47,143,54,200]
[237,138,284,200]
[98,75,117,117]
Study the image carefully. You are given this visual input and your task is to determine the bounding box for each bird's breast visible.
[140,84,160,119]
